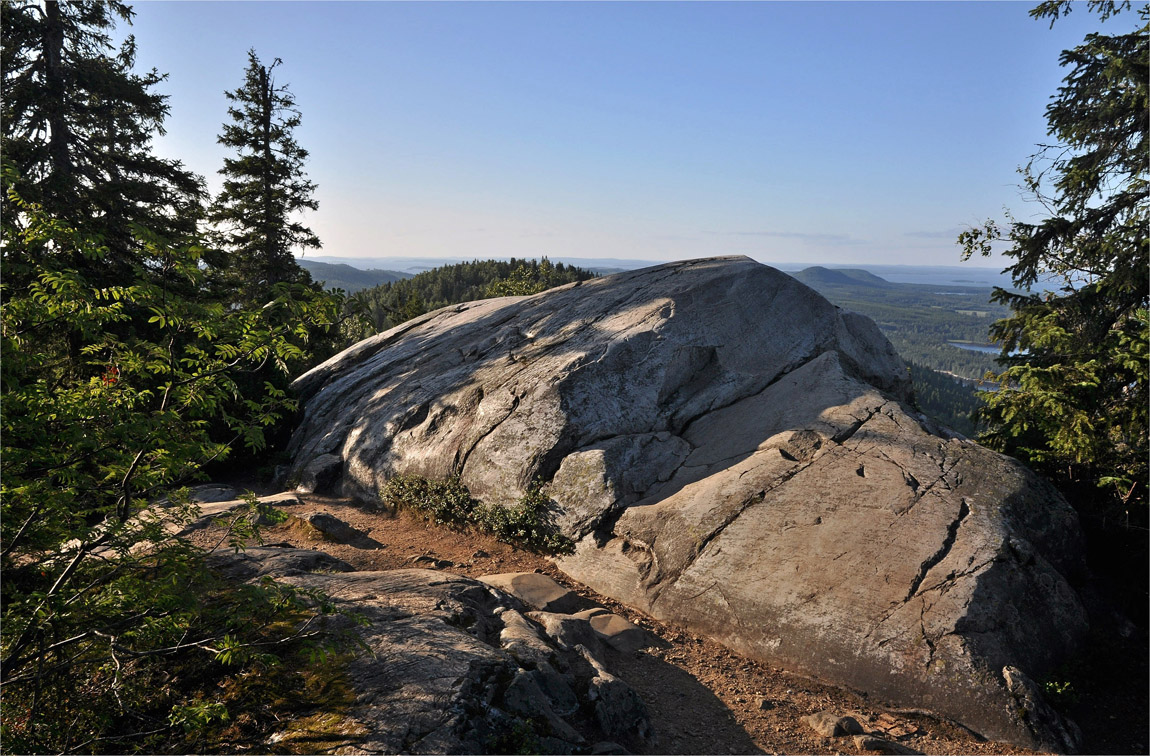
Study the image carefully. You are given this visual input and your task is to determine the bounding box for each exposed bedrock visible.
[213,549,650,753]
[287,257,1088,751]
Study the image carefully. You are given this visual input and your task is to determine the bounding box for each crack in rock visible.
[458,393,522,476]
[904,498,970,602]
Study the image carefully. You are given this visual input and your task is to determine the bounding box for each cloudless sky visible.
[124,1,1117,268]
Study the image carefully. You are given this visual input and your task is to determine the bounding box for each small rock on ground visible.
[803,710,864,738]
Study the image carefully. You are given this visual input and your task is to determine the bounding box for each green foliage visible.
[1042,679,1080,712]
[475,481,575,556]
[959,2,1148,520]
[202,50,354,456]
[379,475,574,555]
[1,6,353,749]
[345,258,597,342]
[0,195,345,753]
[169,701,231,735]
[485,258,564,297]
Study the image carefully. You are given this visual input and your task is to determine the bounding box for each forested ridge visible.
[342,257,598,342]
[905,362,986,437]
[791,271,1010,379]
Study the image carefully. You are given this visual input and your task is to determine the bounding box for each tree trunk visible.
[260,64,278,286]
[43,1,72,209]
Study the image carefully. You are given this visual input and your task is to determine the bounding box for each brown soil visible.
[190,485,1145,755]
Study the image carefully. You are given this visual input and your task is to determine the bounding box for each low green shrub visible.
[475,481,575,556]
[379,476,574,555]
[379,475,477,526]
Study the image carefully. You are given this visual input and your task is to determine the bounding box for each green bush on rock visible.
[379,476,574,555]
[379,474,477,527]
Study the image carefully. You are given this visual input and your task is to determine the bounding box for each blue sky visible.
[125,1,1113,267]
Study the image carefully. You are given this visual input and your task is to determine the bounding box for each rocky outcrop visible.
[214,547,651,754]
[286,257,1088,751]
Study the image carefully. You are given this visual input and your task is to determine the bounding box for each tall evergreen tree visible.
[1,0,205,286]
[208,50,319,299]
[960,1,1148,522]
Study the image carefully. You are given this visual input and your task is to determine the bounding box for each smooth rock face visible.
[286,257,1088,750]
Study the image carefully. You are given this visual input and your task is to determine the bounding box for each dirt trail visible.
[189,488,1057,756]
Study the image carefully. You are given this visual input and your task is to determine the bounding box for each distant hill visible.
[791,266,892,288]
[299,260,409,292]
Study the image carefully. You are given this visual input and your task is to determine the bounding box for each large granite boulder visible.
[286,257,1088,751]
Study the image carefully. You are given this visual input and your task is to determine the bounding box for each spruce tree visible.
[960,1,1148,522]
[1,0,205,287]
[208,50,320,299]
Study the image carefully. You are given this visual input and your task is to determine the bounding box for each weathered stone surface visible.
[559,352,1088,750]
[288,258,908,509]
[303,511,355,539]
[578,646,653,742]
[803,710,864,737]
[408,554,455,569]
[213,549,651,754]
[155,483,239,506]
[116,492,301,550]
[479,572,585,614]
[570,607,611,621]
[187,483,240,503]
[178,491,301,534]
[497,606,556,669]
[207,546,353,581]
[299,511,382,549]
[528,610,607,660]
[286,257,1089,750]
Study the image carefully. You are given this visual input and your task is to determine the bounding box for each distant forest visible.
[343,258,598,342]
[788,268,1011,434]
[906,361,985,436]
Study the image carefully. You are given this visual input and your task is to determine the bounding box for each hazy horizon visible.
[301,253,1021,289]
